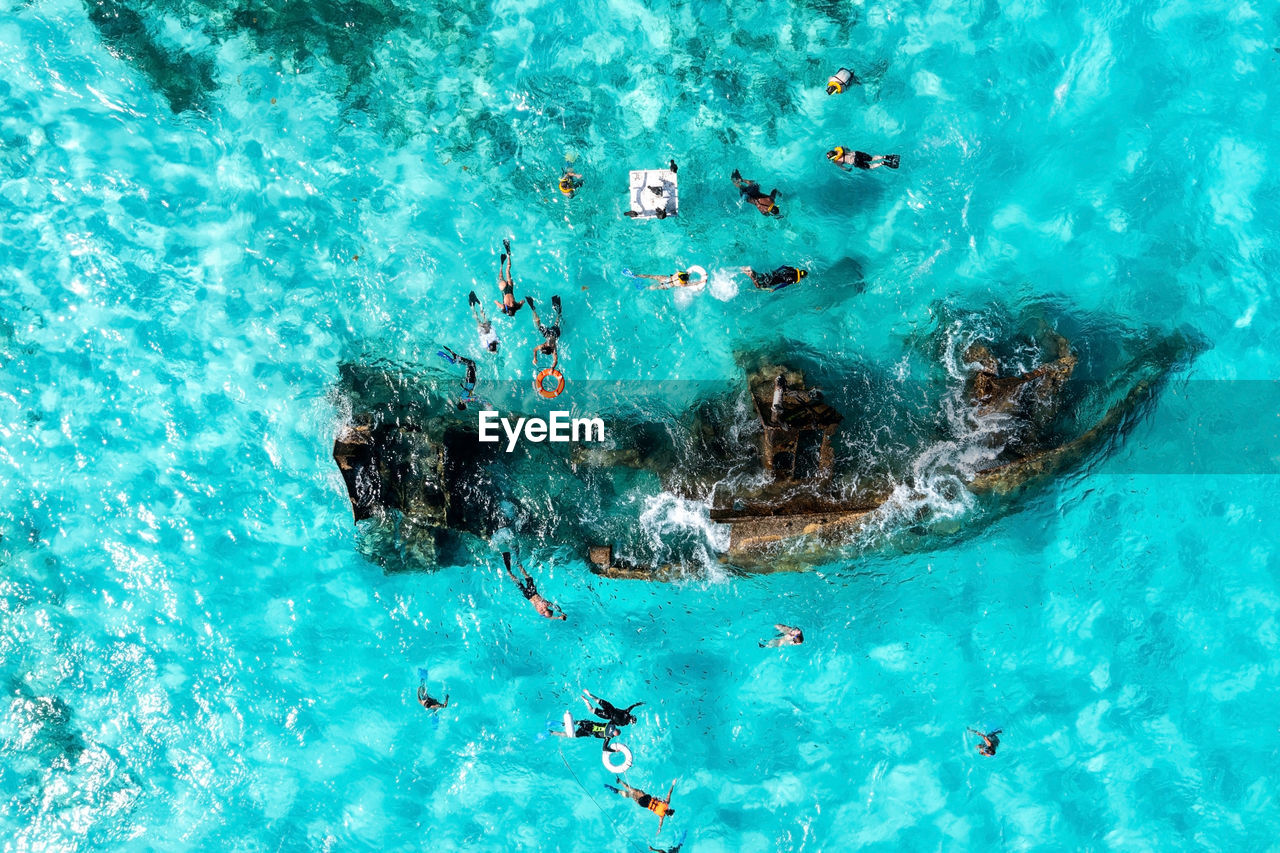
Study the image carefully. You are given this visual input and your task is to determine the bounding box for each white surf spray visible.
[637,491,731,579]
[862,319,1010,539]
[708,267,739,301]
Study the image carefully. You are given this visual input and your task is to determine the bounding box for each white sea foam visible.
[708,267,739,301]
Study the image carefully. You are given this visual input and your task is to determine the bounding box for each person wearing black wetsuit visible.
[550,717,620,751]
[742,266,808,292]
[826,147,899,171]
[581,689,643,727]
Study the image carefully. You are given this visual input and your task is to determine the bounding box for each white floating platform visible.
[628,168,678,219]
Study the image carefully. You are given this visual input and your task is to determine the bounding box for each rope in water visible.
[556,742,633,843]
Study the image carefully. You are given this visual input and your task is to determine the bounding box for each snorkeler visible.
[436,346,485,410]
[558,167,584,198]
[551,716,620,750]
[502,551,567,620]
[527,294,562,368]
[468,291,499,354]
[416,667,448,712]
[603,778,676,831]
[627,269,697,290]
[826,147,899,171]
[417,684,449,712]
[742,266,808,292]
[760,624,804,647]
[731,168,781,217]
[581,689,644,727]
[968,728,1002,756]
[493,239,525,316]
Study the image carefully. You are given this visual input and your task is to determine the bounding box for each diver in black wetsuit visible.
[550,717,620,750]
[581,689,643,727]
[742,266,808,292]
[826,147,899,171]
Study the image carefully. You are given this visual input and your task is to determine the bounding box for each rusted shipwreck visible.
[333,317,1202,575]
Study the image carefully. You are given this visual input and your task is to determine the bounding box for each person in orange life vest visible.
[604,778,676,831]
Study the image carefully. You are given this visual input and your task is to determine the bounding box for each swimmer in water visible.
[558,167,584,198]
[468,291,499,354]
[742,266,808,292]
[627,269,699,290]
[968,728,1002,756]
[760,624,804,647]
[826,147,900,171]
[581,689,643,727]
[436,346,484,410]
[527,294,562,368]
[603,778,676,831]
[731,168,781,217]
[417,684,449,712]
[502,551,566,620]
[551,717,621,751]
[493,239,525,316]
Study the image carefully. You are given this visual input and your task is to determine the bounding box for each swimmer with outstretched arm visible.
[417,684,449,712]
[826,147,900,171]
[581,689,643,727]
[731,168,781,217]
[742,266,808,292]
[502,551,566,620]
[760,624,804,647]
[468,291,499,354]
[603,778,676,832]
[527,294,562,368]
[626,269,698,290]
[493,239,525,316]
[968,727,1002,756]
[436,346,485,410]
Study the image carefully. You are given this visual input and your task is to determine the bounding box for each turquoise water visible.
[3,0,1280,849]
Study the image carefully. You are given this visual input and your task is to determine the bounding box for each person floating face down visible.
[436,346,485,410]
[550,716,621,751]
[968,728,1002,756]
[760,624,804,647]
[493,239,525,317]
[629,269,697,290]
[558,167,584,199]
[502,551,567,620]
[581,689,643,727]
[527,294,562,368]
[603,778,677,832]
[417,671,448,712]
[742,266,808,292]
[731,168,781,217]
[468,290,499,354]
[826,147,900,171]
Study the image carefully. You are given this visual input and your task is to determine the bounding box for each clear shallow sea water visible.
[3,0,1280,849]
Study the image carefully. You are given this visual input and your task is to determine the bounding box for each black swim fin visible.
[468,291,479,306]
[551,295,561,311]
[884,155,900,169]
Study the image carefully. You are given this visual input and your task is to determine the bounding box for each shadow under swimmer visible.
[478,410,606,452]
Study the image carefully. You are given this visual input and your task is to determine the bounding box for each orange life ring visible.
[535,368,565,398]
